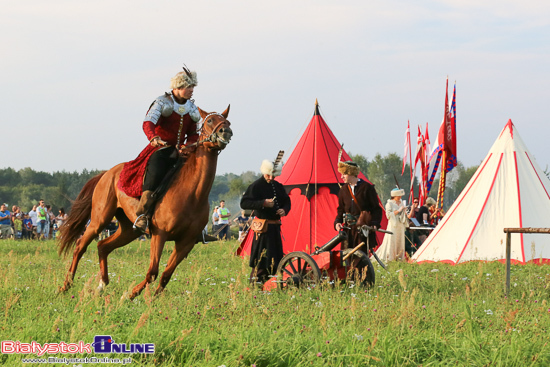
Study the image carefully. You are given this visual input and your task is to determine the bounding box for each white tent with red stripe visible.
[413,120,550,264]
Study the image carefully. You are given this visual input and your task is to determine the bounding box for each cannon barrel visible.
[311,231,348,255]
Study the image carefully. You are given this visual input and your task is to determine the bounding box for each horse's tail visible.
[58,172,106,257]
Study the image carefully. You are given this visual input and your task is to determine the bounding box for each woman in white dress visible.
[375,188,408,262]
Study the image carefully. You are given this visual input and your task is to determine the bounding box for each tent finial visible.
[314,99,320,116]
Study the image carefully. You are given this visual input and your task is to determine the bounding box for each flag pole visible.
[408,121,414,202]
[436,76,450,209]
[437,150,446,209]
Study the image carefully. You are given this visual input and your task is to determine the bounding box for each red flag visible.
[424,122,430,166]
[438,77,457,172]
[441,78,450,153]
[413,125,427,204]
[446,82,457,171]
[427,79,458,193]
[435,78,458,208]
[402,121,410,175]
[414,125,423,168]
[421,123,430,200]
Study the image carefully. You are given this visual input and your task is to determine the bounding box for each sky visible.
[2,1,549,176]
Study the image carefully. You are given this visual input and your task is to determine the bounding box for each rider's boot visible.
[134,190,154,233]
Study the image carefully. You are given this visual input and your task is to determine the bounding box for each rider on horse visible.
[117,66,201,233]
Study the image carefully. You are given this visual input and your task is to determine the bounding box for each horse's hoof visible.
[58,284,70,293]
[154,286,165,297]
[97,280,107,293]
[120,291,132,301]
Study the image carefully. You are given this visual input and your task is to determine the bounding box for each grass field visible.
[1,238,550,366]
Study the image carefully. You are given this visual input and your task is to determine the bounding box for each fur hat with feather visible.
[260,160,283,177]
[170,65,198,90]
[337,161,360,177]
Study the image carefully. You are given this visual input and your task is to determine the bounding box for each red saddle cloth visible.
[117,144,158,198]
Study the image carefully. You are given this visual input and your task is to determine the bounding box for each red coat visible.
[118,108,199,198]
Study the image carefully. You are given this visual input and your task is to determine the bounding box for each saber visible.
[360,225,390,271]
[371,250,388,271]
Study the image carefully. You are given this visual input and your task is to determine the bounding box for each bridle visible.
[182,113,231,152]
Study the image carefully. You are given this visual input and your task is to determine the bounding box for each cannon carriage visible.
[263,225,391,291]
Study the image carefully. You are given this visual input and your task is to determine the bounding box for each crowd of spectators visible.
[403,196,447,256]
[210,199,253,241]
[0,200,68,240]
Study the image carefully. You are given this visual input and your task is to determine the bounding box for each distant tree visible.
[426,161,479,208]
[16,184,44,211]
[240,171,260,186]
[0,186,16,207]
[366,152,413,202]
[452,164,478,197]
[0,167,104,213]
[18,167,38,186]
[0,168,20,186]
[206,171,261,221]
[226,178,246,199]
[225,171,259,199]
[348,153,369,179]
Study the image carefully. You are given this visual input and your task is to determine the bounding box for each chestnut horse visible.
[58,106,232,299]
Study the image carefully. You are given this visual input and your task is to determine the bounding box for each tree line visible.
[0,167,103,212]
[351,152,479,207]
[0,153,481,216]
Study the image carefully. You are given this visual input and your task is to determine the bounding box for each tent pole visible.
[505,231,511,297]
[503,227,550,297]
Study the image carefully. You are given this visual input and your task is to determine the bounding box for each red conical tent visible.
[238,101,388,257]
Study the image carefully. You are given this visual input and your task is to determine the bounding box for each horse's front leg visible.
[129,233,167,299]
[97,214,140,292]
[155,238,196,295]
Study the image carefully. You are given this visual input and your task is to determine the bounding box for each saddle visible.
[143,154,189,217]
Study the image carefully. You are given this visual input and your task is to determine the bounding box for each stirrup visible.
[133,214,149,233]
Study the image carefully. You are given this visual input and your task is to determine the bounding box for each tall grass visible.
[1,238,549,366]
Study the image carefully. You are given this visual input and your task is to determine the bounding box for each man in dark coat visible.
[334,161,383,251]
[241,159,291,285]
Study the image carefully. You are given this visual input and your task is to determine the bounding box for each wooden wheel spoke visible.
[276,252,322,290]
[303,268,315,279]
[288,260,298,274]
[282,268,294,277]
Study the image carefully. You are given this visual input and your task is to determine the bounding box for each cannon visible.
[263,225,392,291]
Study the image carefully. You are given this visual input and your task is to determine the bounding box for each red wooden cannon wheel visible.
[276,252,321,289]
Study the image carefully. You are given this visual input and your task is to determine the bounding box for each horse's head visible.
[197,105,233,151]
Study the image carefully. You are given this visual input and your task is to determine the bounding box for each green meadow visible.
[1,238,549,366]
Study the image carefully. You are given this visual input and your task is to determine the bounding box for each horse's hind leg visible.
[61,198,117,292]
[129,233,167,299]
[60,217,112,292]
[155,238,196,295]
[97,211,140,291]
